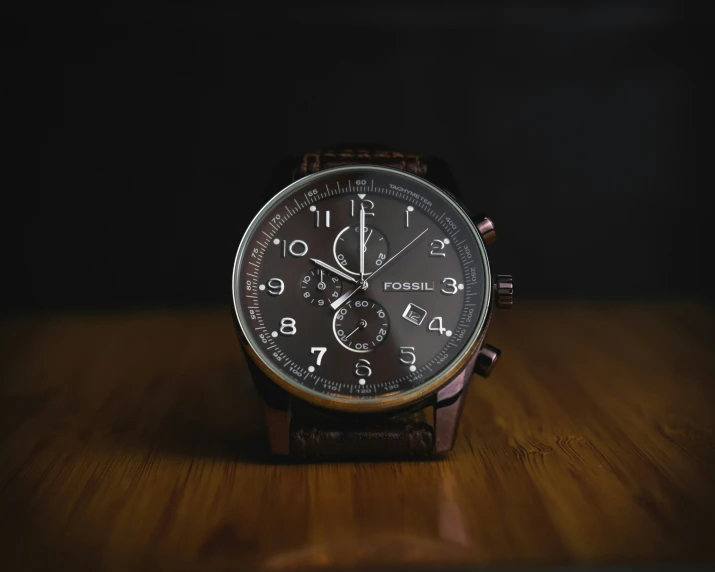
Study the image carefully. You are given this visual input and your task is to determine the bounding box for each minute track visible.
[232,165,491,405]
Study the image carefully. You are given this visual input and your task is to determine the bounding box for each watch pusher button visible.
[475,343,501,377]
[474,216,497,245]
[494,274,514,309]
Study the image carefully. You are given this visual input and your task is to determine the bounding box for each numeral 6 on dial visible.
[355,359,372,377]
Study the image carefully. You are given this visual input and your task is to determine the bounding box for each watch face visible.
[232,165,491,411]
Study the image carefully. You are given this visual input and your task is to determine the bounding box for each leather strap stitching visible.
[298,149,427,177]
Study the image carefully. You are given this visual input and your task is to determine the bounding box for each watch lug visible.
[434,389,469,454]
[260,397,290,456]
[239,343,291,455]
[433,351,478,453]
[437,351,478,403]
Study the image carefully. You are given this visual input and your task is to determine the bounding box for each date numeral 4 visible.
[428,317,452,337]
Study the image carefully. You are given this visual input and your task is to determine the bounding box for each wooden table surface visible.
[1,302,714,571]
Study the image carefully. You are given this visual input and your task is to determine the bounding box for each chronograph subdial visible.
[300,268,343,306]
[333,299,390,353]
[333,225,389,276]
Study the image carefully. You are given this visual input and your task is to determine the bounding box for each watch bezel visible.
[231,165,492,414]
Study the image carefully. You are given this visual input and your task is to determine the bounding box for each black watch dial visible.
[232,165,491,405]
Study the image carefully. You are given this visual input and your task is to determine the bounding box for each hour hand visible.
[309,258,359,284]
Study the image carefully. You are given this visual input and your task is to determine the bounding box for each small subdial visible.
[333,299,390,353]
[300,268,343,306]
[333,225,389,276]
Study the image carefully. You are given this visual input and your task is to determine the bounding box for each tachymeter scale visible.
[233,166,490,401]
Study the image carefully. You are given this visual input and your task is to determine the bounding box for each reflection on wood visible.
[0,302,713,571]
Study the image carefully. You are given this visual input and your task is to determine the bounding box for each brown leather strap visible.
[290,419,434,459]
[296,149,428,178]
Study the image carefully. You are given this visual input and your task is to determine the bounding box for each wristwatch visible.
[231,148,513,459]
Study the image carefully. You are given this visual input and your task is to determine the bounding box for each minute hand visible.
[330,228,429,311]
[359,203,366,281]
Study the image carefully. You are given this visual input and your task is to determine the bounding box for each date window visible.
[402,303,427,326]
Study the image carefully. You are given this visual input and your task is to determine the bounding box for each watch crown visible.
[474,215,497,245]
[494,274,514,309]
[475,343,501,377]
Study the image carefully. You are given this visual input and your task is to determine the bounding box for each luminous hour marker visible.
[443,238,450,244]
[446,330,453,337]
[409,365,417,372]
[359,378,366,385]
[405,205,415,227]
[271,331,278,338]
[258,284,266,291]
[308,366,315,372]
[312,206,330,227]
[273,238,280,245]
[458,284,464,290]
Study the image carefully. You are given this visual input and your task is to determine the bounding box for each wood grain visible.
[1,302,713,571]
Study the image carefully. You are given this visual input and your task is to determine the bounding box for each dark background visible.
[3,1,713,311]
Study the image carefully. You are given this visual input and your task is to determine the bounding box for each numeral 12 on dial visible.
[350,199,374,217]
